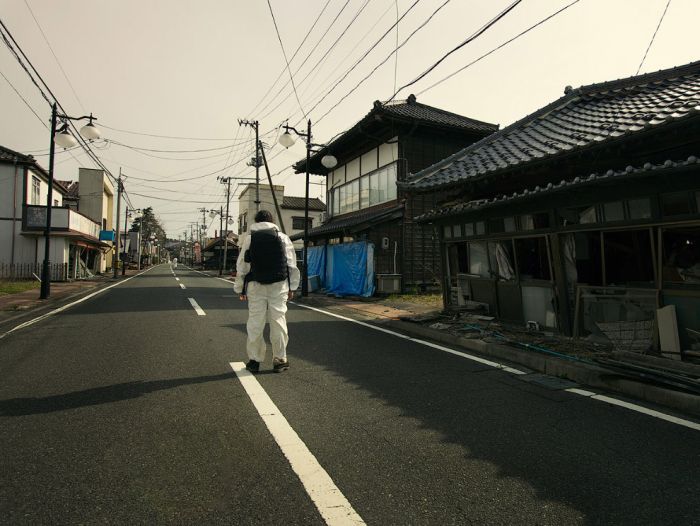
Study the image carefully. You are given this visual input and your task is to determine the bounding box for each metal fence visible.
[0,262,68,282]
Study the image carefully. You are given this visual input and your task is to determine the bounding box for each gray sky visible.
[1,0,697,238]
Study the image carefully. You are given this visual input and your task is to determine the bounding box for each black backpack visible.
[243,228,288,291]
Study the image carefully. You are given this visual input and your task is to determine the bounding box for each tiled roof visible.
[296,95,498,174]
[56,180,79,196]
[289,204,403,241]
[416,155,700,222]
[404,60,700,192]
[281,196,326,211]
[0,145,49,178]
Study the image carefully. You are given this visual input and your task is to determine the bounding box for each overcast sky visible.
[1,0,697,238]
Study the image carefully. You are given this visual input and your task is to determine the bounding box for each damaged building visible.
[401,60,700,354]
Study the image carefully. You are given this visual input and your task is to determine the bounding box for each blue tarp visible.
[304,241,375,297]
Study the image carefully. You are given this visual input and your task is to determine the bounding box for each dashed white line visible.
[230,362,365,525]
[291,302,700,432]
[188,297,205,316]
[180,283,186,290]
[175,277,180,281]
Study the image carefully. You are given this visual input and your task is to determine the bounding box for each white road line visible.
[292,302,700,431]
[564,388,700,431]
[175,277,180,281]
[230,362,365,525]
[180,283,186,290]
[0,266,157,340]
[188,297,206,316]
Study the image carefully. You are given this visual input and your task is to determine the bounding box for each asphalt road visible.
[1,264,699,525]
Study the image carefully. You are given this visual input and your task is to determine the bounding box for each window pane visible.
[453,224,462,238]
[360,178,369,209]
[369,173,379,205]
[504,217,516,232]
[604,201,624,222]
[444,225,452,239]
[464,223,474,237]
[475,221,485,235]
[628,198,651,219]
[350,180,359,211]
[662,192,691,216]
[604,230,654,285]
[488,217,504,234]
[378,168,387,203]
[561,205,597,225]
[386,164,397,200]
[515,237,551,280]
[468,242,489,277]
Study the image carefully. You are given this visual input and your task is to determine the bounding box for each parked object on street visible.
[234,210,300,373]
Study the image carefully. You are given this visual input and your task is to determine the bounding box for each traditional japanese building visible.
[292,95,498,293]
[402,60,700,353]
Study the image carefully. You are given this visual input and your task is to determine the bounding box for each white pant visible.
[245,280,289,362]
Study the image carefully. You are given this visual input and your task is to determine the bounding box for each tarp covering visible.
[307,245,326,287]
[325,241,375,297]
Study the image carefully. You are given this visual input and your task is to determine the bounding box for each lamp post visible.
[278,120,337,297]
[41,103,100,299]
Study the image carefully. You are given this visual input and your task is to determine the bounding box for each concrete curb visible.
[381,319,700,418]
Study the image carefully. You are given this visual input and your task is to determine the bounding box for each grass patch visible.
[385,293,442,307]
[0,280,41,295]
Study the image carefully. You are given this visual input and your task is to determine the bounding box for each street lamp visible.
[278,120,337,297]
[41,103,101,299]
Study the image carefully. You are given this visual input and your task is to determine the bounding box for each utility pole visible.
[239,119,260,211]
[112,168,123,278]
[218,206,223,274]
[218,176,233,275]
[259,141,285,234]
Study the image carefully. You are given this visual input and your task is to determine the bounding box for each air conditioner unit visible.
[319,212,327,223]
[376,274,402,294]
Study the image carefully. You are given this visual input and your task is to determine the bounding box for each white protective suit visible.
[233,221,300,363]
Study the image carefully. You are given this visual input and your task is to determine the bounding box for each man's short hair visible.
[254,210,274,223]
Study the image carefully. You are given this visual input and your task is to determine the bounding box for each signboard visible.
[99,230,115,241]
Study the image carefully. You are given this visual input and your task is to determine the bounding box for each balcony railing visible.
[23,205,101,240]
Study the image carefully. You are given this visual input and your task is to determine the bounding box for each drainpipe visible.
[10,158,19,275]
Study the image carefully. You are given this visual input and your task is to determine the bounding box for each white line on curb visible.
[188,297,205,316]
[291,302,700,432]
[0,265,158,340]
[180,283,186,290]
[230,362,365,525]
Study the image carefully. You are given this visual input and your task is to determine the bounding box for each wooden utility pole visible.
[112,168,123,278]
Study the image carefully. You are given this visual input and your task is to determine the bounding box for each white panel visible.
[346,157,360,181]
[378,139,398,167]
[330,165,345,188]
[360,148,378,175]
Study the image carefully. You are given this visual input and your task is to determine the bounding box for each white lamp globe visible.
[55,129,78,148]
[321,155,338,169]
[80,121,101,141]
[209,211,216,218]
[227,218,234,224]
[278,131,296,148]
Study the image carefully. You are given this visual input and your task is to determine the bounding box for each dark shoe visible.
[273,358,289,373]
[245,360,260,373]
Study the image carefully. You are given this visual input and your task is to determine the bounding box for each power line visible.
[0,68,47,128]
[98,122,240,141]
[416,0,583,97]
[388,0,522,101]
[636,0,672,75]
[266,0,307,118]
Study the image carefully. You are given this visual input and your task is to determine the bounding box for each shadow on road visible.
[0,373,232,416]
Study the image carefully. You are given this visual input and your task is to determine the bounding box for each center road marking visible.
[175,277,180,281]
[230,362,365,525]
[188,297,205,316]
[180,283,186,290]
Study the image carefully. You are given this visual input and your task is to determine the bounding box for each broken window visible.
[662,227,700,283]
[447,243,468,279]
[488,217,505,234]
[560,205,597,226]
[521,212,550,230]
[603,201,624,222]
[514,237,551,281]
[573,231,603,286]
[603,230,655,286]
[661,192,692,217]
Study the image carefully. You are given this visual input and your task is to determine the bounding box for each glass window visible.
[628,198,651,219]
[603,201,624,222]
[475,221,485,235]
[603,230,654,286]
[515,237,551,281]
[504,217,516,232]
[561,205,597,225]
[378,168,387,203]
[521,212,550,230]
[359,178,369,209]
[488,218,505,234]
[464,223,474,237]
[662,192,691,216]
[468,242,489,277]
[386,164,397,200]
[453,224,462,238]
[31,176,41,205]
[369,172,379,205]
[349,179,359,211]
[443,225,452,239]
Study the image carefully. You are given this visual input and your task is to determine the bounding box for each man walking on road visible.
[234,210,300,373]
